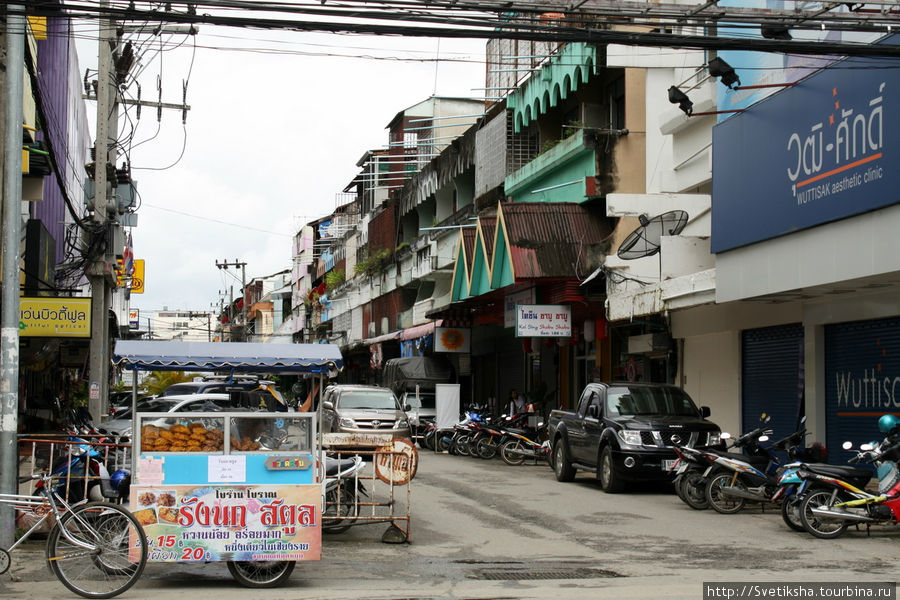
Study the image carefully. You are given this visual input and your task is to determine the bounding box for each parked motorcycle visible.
[703,421,811,514]
[672,416,775,510]
[499,422,550,466]
[797,415,900,539]
[773,446,868,532]
[322,454,368,534]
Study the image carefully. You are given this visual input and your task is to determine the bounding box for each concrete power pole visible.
[0,5,25,549]
[86,3,118,424]
[216,260,247,342]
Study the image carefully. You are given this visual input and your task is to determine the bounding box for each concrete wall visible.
[681,331,741,437]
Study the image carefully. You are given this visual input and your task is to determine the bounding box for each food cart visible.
[113,340,342,588]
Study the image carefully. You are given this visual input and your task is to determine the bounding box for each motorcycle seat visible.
[804,463,872,486]
[707,448,770,468]
[325,457,359,476]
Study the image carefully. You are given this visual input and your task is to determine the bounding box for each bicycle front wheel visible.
[46,501,148,599]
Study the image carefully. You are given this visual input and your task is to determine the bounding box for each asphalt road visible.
[2,450,897,599]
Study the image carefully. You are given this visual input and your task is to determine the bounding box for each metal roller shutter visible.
[741,324,804,446]
[825,316,900,464]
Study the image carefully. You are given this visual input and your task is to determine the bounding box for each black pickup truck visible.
[547,382,722,493]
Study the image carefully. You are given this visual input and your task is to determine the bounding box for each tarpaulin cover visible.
[113,340,343,373]
[382,356,453,391]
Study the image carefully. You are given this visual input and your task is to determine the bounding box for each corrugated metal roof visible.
[502,203,612,280]
[113,340,344,373]
[479,218,497,266]
[462,226,477,265]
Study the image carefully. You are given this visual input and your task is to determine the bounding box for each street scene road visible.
[2,450,897,600]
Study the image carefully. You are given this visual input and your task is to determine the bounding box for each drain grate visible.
[474,569,620,581]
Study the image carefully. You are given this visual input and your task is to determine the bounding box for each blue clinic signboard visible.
[711,38,899,253]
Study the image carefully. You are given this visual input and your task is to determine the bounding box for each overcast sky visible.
[75,23,486,316]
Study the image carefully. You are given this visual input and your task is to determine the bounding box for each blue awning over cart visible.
[113,340,343,373]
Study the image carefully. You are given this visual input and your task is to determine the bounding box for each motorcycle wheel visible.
[475,437,497,460]
[705,472,747,514]
[436,432,452,453]
[673,473,687,503]
[466,436,481,458]
[422,430,435,451]
[454,435,471,457]
[680,472,710,510]
[500,440,526,466]
[323,486,356,534]
[781,493,806,532]
[799,490,849,539]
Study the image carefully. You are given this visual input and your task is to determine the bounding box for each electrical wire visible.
[141,202,293,236]
[6,1,900,57]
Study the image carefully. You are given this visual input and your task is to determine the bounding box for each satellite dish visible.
[616,210,689,260]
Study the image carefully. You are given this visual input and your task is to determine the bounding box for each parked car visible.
[159,378,262,397]
[321,385,411,439]
[547,382,722,493]
[107,390,152,418]
[98,393,240,438]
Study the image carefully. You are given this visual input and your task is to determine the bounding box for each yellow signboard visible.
[20,297,91,338]
[131,259,145,294]
[116,259,145,294]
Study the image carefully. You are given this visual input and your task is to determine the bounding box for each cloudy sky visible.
[75,22,486,316]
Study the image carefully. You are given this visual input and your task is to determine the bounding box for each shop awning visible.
[399,320,442,341]
[364,332,400,345]
[113,340,343,373]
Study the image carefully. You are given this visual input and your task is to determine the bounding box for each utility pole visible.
[216,260,246,342]
[0,4,25,549]
[85,14,194,420]
[86,2,118,424]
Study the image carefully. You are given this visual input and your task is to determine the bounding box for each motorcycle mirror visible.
[842,441,853,450]
[720,432,732,440]
[860,443,874,451]
[758,435,770,442]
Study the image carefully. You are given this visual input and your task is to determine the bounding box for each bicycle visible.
[0,473,148,599]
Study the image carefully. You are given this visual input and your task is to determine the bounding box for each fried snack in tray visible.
[158,507,178,524]
[134,509,157,526]
[170,424,190,435]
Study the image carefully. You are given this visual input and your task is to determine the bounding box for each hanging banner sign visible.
[504,288,535,327]
[131,484,321,563]
[19,297,91,338]
[516,304,571,337]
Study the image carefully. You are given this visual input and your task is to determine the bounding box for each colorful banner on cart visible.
[131,484,321,562]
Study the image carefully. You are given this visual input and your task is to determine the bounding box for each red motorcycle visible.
[798,416,900,539]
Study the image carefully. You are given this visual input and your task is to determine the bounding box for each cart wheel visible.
[226,560,295,588]
[0,547,10,575]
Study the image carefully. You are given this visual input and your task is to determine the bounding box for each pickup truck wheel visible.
[552,439,576,482]
[598,447,625,493]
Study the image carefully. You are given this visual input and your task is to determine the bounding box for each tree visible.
[142,371,193,396]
